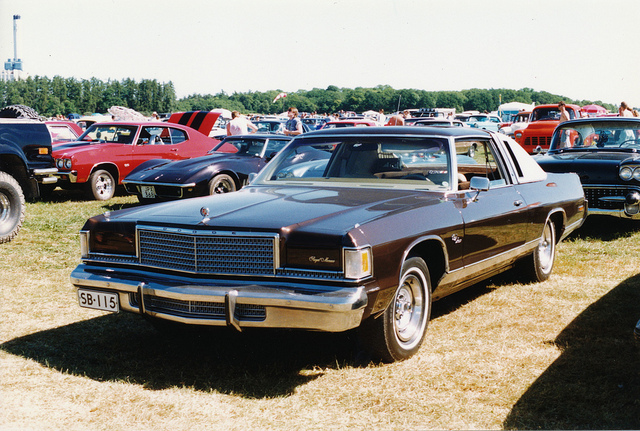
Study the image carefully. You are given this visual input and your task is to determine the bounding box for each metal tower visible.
[3,15,24,81]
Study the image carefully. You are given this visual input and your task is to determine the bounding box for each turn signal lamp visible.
[344,247,372,279]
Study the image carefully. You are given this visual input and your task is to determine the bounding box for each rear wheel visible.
[519,218,556,282]
[89,169,115,201]
[361,257,431,362]
[208,174,236,194]
[0,172,26,244]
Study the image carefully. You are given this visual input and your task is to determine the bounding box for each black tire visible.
[0,104,42,120]
[519,218,556,282]
[0,172,26,244]
[88,169,116,201]
[361,257,431,362]
[208,174,237,195]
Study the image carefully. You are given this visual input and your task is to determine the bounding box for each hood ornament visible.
[199,207,211,225]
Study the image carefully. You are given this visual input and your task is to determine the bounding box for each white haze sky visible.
[1,0,639,108]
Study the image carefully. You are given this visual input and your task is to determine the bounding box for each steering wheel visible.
[619,139,638,147]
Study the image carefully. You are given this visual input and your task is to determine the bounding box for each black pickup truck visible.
[0,105,57,243]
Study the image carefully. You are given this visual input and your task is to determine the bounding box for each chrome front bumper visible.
[71,264,368,332]
[32,167,58,184]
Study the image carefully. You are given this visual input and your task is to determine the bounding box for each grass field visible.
[1,191,639,430]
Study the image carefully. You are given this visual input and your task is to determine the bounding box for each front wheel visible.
[208,174,237,195]
[361,257,431,362]
[0,172,26,244]
[88,169,115,201]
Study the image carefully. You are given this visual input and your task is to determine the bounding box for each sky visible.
[1,0,639,109]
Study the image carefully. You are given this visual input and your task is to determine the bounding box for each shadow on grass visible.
[504,273,640,429]
[568,215,640,242]
[0,314,363,398]
[41,186,141,210]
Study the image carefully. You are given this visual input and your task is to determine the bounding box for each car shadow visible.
[568,215,640,242]
[0,313,364,398]
[40,186,131,203]
[503,273,640,429]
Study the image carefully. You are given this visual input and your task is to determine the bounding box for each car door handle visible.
[514,200,524,207]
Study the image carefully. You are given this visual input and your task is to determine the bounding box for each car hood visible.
[53,140,118,157]
[524,120,557,130]
[53,140,103,152]
[167,111,220,136]
[536,151,640,183]
[126,153,255,183]
[99,185,442,236]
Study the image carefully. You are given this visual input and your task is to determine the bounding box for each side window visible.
[456,139,507,188]
[266,139,289,155]
[169,128,187,144]
[138,127,166,145]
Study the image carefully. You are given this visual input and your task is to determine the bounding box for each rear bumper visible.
[71,263,368,332]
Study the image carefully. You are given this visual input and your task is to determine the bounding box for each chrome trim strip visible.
[122,180,197,188]
[438,238,538,291]
[587,207,640,220]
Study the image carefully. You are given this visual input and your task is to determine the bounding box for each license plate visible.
[141,185,156,198]
[78,289,119,312]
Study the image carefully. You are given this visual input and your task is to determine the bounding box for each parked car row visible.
[4,103,639,361]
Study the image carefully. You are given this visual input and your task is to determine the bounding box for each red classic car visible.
[46,121,83,145]
[52,111,220,200]
[514,103,581,153]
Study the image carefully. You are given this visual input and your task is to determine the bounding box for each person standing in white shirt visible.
[226,111,258,136]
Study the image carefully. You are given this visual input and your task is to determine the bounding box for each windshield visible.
[550,120,640,151]
[209,137,290,157]
[254,136,454,191]
[79,124,137,144]
[531,107,576,122]
[254,121,284,133]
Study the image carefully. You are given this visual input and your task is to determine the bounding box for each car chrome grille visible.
[130,293,266,321]
[584,187,627,209]
[138,227,278,275]
[523,136,551,147]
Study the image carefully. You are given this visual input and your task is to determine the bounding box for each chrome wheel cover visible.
[210,177,234,194]
[393,270,427,349]
[94,173,113,198]
[537,222,555,274]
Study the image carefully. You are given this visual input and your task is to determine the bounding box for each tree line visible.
[0,76,617,118]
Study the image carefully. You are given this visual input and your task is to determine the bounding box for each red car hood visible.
[168,111,220,137]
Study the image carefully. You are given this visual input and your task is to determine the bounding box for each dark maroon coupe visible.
[71,126,586,362]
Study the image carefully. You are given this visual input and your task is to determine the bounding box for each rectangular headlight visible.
[344,247,372,279]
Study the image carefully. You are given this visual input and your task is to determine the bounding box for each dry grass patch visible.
[2,195,640,430]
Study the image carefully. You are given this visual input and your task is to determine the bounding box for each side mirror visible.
[248,172,257,184]
[265,151,278,162]
[469,177,490,202]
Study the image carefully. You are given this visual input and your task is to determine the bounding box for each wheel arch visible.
[547,208,567,244]
[210,169,241,189]
[90,162,120,184]
[0,153,36,200]
[401,235,449,292]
